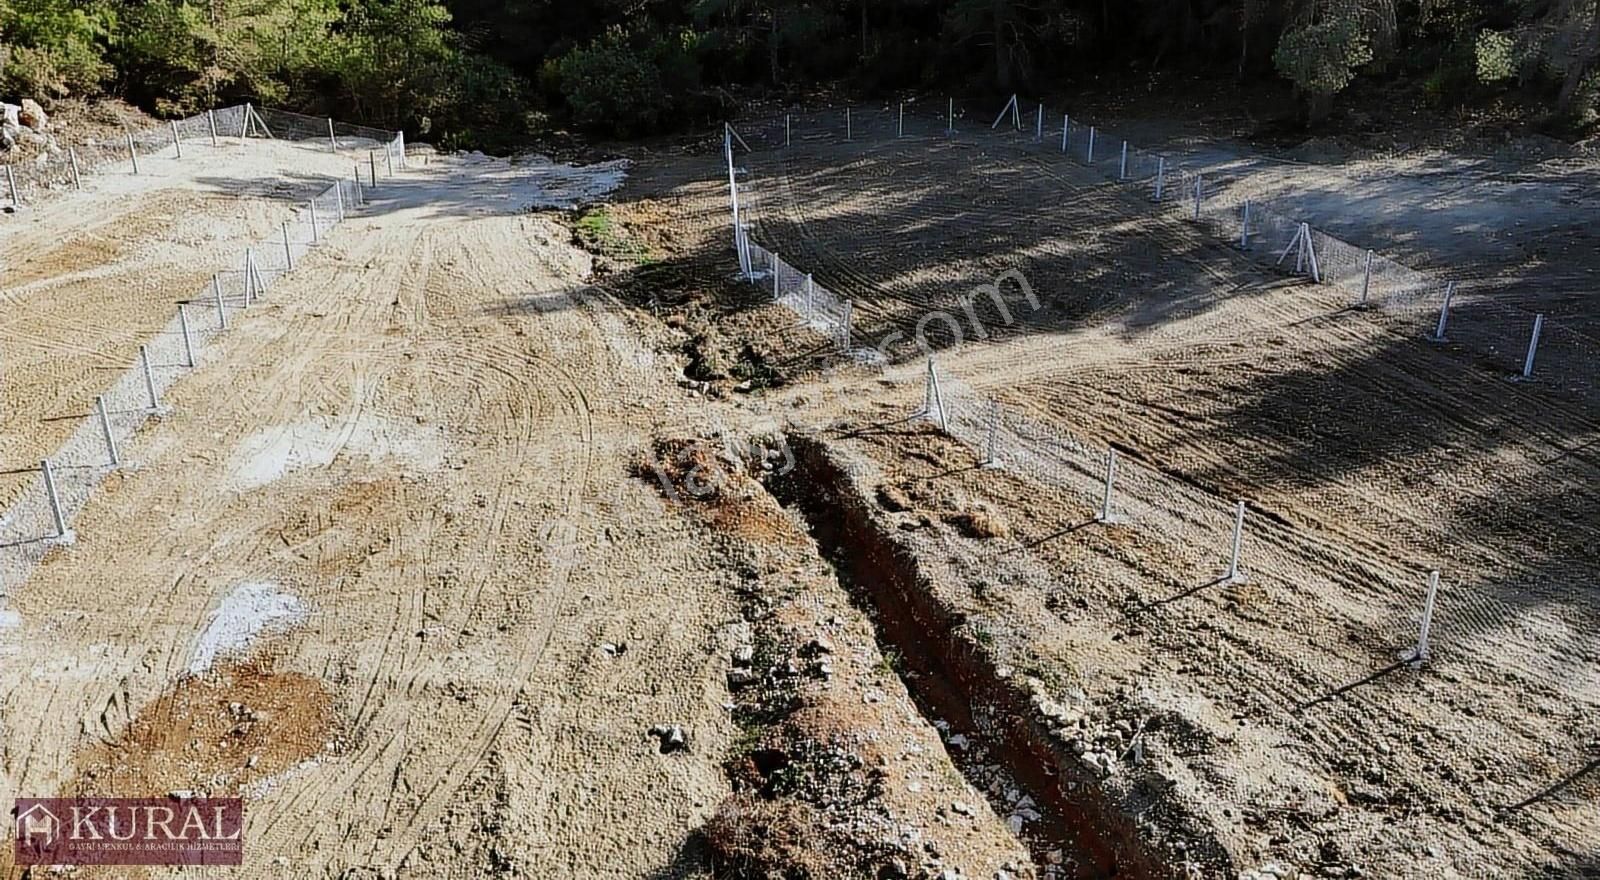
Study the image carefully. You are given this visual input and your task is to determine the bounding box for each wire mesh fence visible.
[728,93,1600,394]
[0,136,383,597]
[718,94,1600,680]
[2,104,404,212]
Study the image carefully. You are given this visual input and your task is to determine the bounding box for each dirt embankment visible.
[770,433,1229,880]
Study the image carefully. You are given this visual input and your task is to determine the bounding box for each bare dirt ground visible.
[595,112,1600,878]
[0,135,374,513]
[0,130,1031,879]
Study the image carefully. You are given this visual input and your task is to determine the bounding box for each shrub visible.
[555,31,669,137]
[0,0,114,97]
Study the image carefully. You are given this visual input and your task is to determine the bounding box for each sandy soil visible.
[0,133,1028,879]
[598,117,1600,878]
[0,135,374,514]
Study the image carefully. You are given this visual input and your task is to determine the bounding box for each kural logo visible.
[15,801,58,848]
[12,797,244,866]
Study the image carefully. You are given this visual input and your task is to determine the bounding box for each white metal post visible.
[1035,104,1043,140]
[397,131,405,167]
[328,118,338,152]
[1154,157,1165,201]
[1087,127,1096,163]
[1119,141,1128,179]
[1224,500,1247,583]
[354,166,363,205]
[898,102,904,138]
[846,107,851,141]
[213,275,227,329]
[1360,249,1374,304]
[179,305,195,367]
[1429,282,1455,341]
[386,143,395,176]
[370,151,378,187]
[1061,114,1069,152]
[926,359,948,432]
[981,400,1001,468]
[1240,200,1251,249]
[126,133,139,174]
[1303,223,1322,282]
[41,459,67,538]
[805,274,815,313]
[208,109,219,146]
[6,165,17,208]
[96,396,119,466]
[69,148,82,191]
[309,200,320,242]
[244,249,257,304]
[1521,314,1545,379]
[334,182,345,222]
[786,114,792,147]
[243,102,253,137]
[1097,448,1127,524]
[1413,570,1441,663]
[948,98,954,135]
[282,222,294,270]
[1193,176,1203,221]
[139,345,158,410]
[171,120,183,158]
[772,252,781,300]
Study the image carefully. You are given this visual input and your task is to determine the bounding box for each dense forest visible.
[1,0,1599,147]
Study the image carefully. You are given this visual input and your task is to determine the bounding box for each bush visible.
[0,0,114,97]
[553,26,705,137]
[1475,29,1517,84]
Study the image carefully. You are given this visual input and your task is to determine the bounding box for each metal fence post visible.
[179,305,196,367]
[354,166,363,205]
[1154,157,1165,201]
[282,221,294,270]
[948,98,954,135]
[1061,114,1069,152]
[981,400,1001,468]
[41,459,67,538]
[69,148,82,191]
[1521,314,1545,379]
[386,143,395,176]
[208,109,219,146]
[786,113,792,146]
[1360,250,1374,304]
[328,117,338,152]
[1119,141,1128,179]
[139,345,159,410]
[126,133,139,174]
[772,252,781,300]
[1428,282,1455,341]
[929,359,948,433]
[1412,570,1441,663]
[171,120,183,158]
[1223,500,1247,583]
[845,107,852,142]
[1086,126,1096,163]
[1097,448,1127,523]
[96,396,119,466]
[1192,177,1203,221]
[1035,103,1043,141]
[369,151,378,188]
[213,274,227,329]
[1240,200,1251,249]
[334,183,345,223]
[898,102,904,138]
[6,165,18,208]
[309,200,320,242]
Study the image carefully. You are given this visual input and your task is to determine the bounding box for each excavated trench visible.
[768,434,1176,880]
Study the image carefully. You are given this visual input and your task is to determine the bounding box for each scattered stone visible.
[878,859,909,880]
[728,668,759,687]
[18,99,47,131]
[950,801,973,816]
[732,644,754,665]
[647,724,687,754]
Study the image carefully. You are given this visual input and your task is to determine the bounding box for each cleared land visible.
[0,131,1033,879]
[600,117,1600,878]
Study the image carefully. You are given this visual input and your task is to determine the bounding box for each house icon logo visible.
[16,802,58,847]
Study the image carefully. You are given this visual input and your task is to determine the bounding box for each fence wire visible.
[720,94,1600,687]
[0,137,385,601]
